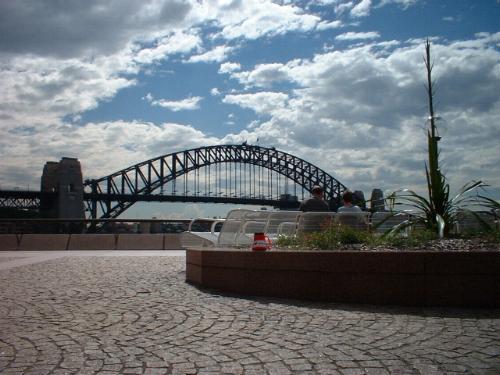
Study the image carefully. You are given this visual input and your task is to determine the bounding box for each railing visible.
[0,218,191,234]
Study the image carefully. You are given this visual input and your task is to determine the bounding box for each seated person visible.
[299,186,331,232]
[337,190,362,213]
[299,185,330,212]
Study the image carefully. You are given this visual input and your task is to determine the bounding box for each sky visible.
[0,0,499,219]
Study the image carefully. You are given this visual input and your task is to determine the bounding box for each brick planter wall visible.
[186,249,500,308]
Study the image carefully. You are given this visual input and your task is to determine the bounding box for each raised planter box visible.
[186,249,500,308]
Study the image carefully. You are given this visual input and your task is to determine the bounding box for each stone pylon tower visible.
[370,188,385,212]
[40,157,85,218]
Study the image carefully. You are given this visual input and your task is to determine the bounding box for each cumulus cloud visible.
[334,1,356,16]
[133,32,202,64]
[223,92,289,115]
[0,0,193,59]
[0,119,220,189]
[144,93,203,111]
[335,31,381,40]
[221,33,500,193]
[0,55,136,126]
[0,0,338,191]
[186,45,234,63]
[316,20,343,30]
[231,63,293,88]
[0,1,325,130]
[219,62,241,74]
[210,1,321,40]
[331,0,416,19]
[351,0,372,18]
[377,0,418,9]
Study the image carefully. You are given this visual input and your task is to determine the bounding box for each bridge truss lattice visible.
[84,144,347,219]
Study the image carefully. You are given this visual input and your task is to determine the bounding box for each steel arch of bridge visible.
[84,144,347,219]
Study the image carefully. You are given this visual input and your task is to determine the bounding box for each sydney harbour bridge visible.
[0,144,347,219]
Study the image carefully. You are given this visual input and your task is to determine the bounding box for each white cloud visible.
[0,0,324,132]
[0,0,324,133]
[316,20,343,31]
[187,45,234,63]
[133,32,202,64]
[0,55,136,125]
[145,94,203,111]
[219,62,241,74]
[231,63,293,88]
[335,31,381,40]
[351,0,372,18]
[377,0,418,9]
[220,34,500,194]
[210,87,221,96]
[211,1,321,40]
[334,1,355,15]
[0,0,194,59]
[223,92,289,115]
[0,119,220,189]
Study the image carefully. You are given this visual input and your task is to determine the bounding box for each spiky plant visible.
[389,40,487,238]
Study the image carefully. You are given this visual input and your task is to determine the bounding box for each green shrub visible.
[489,229,500,243]
[312,225,374,249]
[275,234,301,248]
[275,225,444,250]
[382,229,438,248]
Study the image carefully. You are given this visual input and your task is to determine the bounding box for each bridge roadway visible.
[1,250,499,374]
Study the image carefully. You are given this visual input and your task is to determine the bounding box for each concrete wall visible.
[67,234,117,250]
[116,234,164,250]
[186,249,500,308]
[18,234,70,251]
[164,233,182,249]
[0,234,21,250]
[2,233,183,250]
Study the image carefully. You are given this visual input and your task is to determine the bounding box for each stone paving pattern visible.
[0,256,499,375]
[0,257,27,263]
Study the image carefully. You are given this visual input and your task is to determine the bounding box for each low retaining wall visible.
[0,233,183,250]
[0,234,21,250]
[18,234,70,251]
[116,234,164,250]
[186,249,500,308]
[67,234,117,250]
[164,234,182,250]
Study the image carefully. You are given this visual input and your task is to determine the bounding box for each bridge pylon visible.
[40,157,85,219]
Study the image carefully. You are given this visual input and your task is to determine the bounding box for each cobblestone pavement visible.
[0,255,499,375]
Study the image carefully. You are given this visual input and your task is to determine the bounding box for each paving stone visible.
[0,255,499,375]
[122,367,143,374]
[143,368,169,375]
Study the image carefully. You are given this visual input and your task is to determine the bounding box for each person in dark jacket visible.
[299,185,330,212]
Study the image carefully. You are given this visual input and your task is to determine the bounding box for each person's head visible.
[342,190,354,204]
[311,185,324,198]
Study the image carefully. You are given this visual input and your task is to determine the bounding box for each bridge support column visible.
[40,157,85,219]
